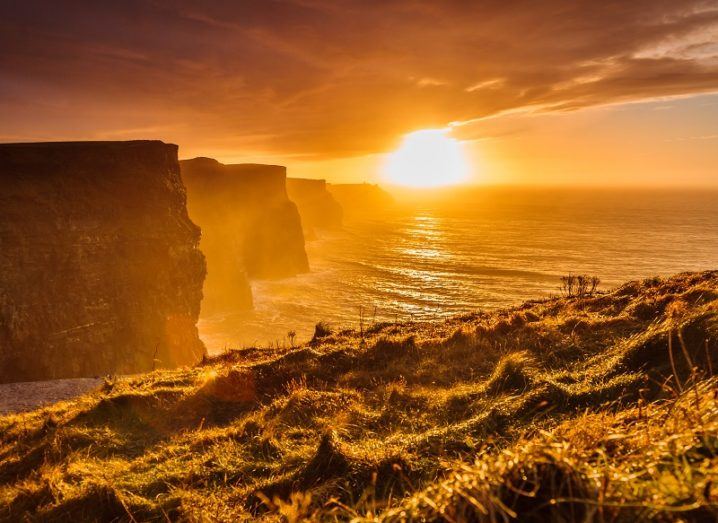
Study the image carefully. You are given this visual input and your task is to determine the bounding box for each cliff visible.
[2,271,717,520]
[181,158,308,313]
[327,182,395,215]
[287,178,343,237]
[0,141,206,383]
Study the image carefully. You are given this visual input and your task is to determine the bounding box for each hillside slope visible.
[1,271,718,521]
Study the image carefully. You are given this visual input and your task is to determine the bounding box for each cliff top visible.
[288,177,328,185]
[0,140,173,148]
[181,157,286,174]
[181,157,289,203]
[1,271,718,520]
[0,140,178,160]
[0,140,180,179]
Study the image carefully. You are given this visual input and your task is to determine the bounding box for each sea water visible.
[199,187,718,351]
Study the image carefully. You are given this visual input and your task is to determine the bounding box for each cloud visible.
[1,0,718,158]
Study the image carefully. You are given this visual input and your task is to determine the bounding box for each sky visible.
[1,0,718,186]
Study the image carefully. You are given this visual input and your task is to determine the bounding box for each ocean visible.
[199,187,718,352]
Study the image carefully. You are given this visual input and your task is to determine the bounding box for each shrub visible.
[560,273,601,298]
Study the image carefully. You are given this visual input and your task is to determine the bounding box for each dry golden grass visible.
[1,271,718,521]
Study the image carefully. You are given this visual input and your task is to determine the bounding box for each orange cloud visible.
[1,1,717,159]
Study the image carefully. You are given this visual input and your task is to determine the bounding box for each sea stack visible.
[181,158,309,313]
[0,141,207,383]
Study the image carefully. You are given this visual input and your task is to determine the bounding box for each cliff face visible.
[327,183,395,216]
[287,178,343,238]
[181,158,308,313]
[0,141,206,383]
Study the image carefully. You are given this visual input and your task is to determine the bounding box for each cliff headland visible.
[0,141,206,383]
[181,158,309,313]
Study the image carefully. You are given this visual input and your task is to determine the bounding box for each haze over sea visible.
[199,187,718,352]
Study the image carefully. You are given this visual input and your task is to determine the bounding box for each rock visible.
[287,178,343,238]
[181,158,309,313]
[0,141,206,383]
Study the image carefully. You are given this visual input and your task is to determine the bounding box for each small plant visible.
[287,330,296,348]
[312,321,333,341]
[359,305,365,339]
[560,273,601,298]
[152,342,160,371]
[101,375,116,393]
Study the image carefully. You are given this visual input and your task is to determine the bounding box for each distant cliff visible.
[181,158,309,313]
[287,178,343,237]
[0,141,206,383]
[327,183,395,215]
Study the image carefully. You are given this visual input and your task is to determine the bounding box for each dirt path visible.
[0,378,102,415]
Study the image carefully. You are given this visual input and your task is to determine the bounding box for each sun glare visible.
[384,129,470,188]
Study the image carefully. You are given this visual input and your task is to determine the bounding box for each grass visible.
[1,271,718,521]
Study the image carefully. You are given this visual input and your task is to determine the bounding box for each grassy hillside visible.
[2,272,718,521]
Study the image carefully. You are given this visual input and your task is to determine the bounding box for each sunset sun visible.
[384,129,470,188]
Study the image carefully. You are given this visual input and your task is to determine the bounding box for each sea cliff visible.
[0,141,206,383]
[287,177,343,237]
[327,182,395,215]
[181,158,309,312]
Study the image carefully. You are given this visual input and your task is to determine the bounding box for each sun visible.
[383,129,470,188]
